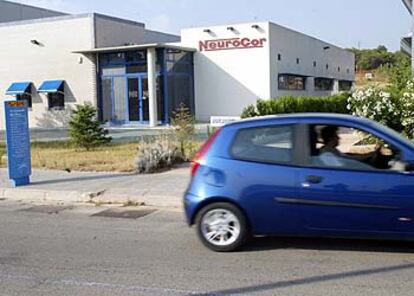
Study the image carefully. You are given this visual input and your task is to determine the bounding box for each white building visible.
[401,0,413,69]
[0,0,355,130]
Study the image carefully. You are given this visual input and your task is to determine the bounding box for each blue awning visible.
[6,82,32,95]
[38,80,65,93]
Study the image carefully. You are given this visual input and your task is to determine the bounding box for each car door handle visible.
[306,175,323,184]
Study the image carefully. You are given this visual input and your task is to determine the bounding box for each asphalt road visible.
[1,199,414,296]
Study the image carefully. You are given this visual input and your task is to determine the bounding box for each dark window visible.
[166,49,191,63]
[296,58,300,64]
[339,80,353,91]
[126,64,147,73]
[347,69,350,74]
[16,84,32,108]
[338,66,341,72]
[16,93,32,108]
[231,125,293,164]
[48,92,65,110]
[278,54,281,61]
[278,74,306,90]
[107,53,125,64]
[308,125,402,172]
[314,78,334,91]
[125,51,146,64]
[167,74,194,118]
[326,64,329,70]
[313,61,317,67]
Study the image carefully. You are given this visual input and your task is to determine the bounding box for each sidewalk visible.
[0,165,191,209]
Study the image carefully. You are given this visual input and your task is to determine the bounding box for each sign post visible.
[4,101,31,187]
[210,116,241,127]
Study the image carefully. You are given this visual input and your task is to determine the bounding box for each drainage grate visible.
[20,205,72,214]
[91,208,157,220]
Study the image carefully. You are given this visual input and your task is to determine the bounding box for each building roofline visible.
[0,12,146,28]
[0,13,92,28]
[0,0,67,16]
[92,13,145,27]
[268,21,350,53]
[182,20,352,54]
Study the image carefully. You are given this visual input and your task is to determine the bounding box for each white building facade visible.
[181,22,355,121]
[0,1,355,130]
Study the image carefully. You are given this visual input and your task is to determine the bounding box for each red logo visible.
[199,37,267,52]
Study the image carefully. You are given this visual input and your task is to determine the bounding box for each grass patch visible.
[0,142,5,167]
[31,141,139,172]
[0,138,203,172]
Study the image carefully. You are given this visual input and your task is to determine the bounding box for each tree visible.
[69,104,112,150]
[171,104,195,160]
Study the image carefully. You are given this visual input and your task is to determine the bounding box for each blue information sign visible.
[4,100,31,187]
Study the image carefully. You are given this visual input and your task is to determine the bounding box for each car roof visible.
[227,113,372,127]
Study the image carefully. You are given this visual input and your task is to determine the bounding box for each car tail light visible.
[191,128,221,177]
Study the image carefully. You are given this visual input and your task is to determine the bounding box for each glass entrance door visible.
[127,76,149,123]
[127,78,140,122]
[140,77,149,122]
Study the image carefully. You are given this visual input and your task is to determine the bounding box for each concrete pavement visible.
[0,165,190,208]
[1,199,414,295]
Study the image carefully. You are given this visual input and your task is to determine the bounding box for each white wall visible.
[0,0,66,23]
[181,22,271,122]
[94,15,179,48]
[0,15,96,129]
[269,22,355,97]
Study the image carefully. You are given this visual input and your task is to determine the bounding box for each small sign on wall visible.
[4,100,31,187]
[210,116,241,127]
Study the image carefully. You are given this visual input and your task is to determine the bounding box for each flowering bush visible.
[347,86,396,126]
[347,81,414,138]
[400,81,414,137]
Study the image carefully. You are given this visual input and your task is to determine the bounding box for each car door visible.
[226,123,303,235]
[293,123,414,237]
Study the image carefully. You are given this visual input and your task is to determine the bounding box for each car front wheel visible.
[196,202,248,252]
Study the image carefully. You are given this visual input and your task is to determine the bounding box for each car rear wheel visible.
[196,202,248,252]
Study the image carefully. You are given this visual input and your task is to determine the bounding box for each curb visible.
[0,187,183,209]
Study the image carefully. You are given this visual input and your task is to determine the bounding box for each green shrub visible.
[69,104,112,150]
[241,93,349,118]
[135,136,181,174]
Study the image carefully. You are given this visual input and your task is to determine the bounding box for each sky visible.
[14,0,412,51]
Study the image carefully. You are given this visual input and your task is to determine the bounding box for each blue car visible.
[184,113,414,252]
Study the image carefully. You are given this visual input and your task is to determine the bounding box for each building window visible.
[339,80,353,91]
[313,61,317,67]
[48,92,65,110]
[278,54,281,61]
[347,69,350,74]
[296,58,300,64]
[278,74,306,90]
[326,64,329,70]
[338,66,341,72]
[16,93,32,108]
[314,78,334,91]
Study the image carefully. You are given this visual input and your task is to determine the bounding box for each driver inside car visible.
[317,125,382,170]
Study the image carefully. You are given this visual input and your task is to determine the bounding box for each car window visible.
[231,125,293,164]
[308,125,404,172]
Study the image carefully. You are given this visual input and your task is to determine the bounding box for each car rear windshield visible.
[231,125,293,164]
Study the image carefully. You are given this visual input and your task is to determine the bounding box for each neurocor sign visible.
[199,37,267,51]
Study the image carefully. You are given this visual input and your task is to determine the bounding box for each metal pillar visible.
[147,48,158,127]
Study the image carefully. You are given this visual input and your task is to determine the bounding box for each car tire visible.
[195,202,249,252]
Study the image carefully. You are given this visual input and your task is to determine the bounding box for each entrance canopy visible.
[73,43,196,55]
[6,82,31,95]
[38,80,64,93]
